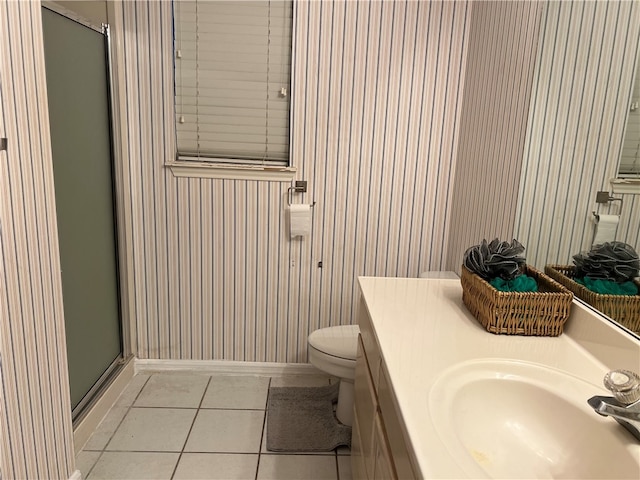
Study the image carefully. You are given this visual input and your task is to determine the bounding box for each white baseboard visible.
[135,358,323,377]
[69,469,82,480]
[73,357,135,455]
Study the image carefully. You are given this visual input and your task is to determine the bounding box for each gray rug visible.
[266,383,352,452]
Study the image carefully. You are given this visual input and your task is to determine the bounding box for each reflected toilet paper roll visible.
[289,204,311,238]
[592,214,619,246]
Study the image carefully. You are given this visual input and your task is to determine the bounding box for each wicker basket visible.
[545,265,640,334]
[460,265,573,336]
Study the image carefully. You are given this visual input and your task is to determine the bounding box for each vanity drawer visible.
[355,288,418,480]
[354,336,376,478]
[357,295,382,390]
[351,411,368,480]
[378,368,417,480]
[373,412,397,480]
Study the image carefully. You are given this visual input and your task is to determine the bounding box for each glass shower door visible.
[42,7,122,414]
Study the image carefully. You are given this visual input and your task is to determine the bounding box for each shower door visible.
[42,7,123,415]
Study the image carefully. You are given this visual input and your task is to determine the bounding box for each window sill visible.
[610,178,640,195]
[166,161,297,182]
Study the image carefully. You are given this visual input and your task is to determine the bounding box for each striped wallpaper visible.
[115,0,639,362]
[0,1,637,475]
[0,0,75,478]
[0,1,637,477]
[445,0,543,273]
[515,0,640,268]
[111,0,472,362]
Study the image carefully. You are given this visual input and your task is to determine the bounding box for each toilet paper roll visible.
[592,214,619,246]
[289,204,312,239]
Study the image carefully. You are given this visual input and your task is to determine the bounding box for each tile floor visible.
[76,372,352,480]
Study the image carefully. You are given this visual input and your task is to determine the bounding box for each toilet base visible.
[336,379,354,427]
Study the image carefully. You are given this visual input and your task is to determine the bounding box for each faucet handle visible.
[603,370,640,405]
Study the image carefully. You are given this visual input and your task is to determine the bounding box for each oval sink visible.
[429,360,640,479]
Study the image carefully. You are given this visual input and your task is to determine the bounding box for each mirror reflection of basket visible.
[461,265,573,336]
[545,265,640,334]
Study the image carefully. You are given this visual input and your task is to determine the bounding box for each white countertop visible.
[357,276,640,479]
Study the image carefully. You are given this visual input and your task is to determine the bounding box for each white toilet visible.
[307,272,459,427]
[308,324,359,426]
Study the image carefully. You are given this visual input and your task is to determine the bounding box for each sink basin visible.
[429,360,640,479]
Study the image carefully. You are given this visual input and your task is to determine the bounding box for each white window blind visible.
[174,0,292,165]
[618,61,640,177]
[619,108,639,177]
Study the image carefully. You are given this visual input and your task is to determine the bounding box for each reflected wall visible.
[516,0,640,268]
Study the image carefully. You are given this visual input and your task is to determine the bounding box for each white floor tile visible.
[83,406,129,451]
[115,374,150,406]
[184,409,264,453]
[257,454,338,480]
[201,375,270,409]
[75,451,101,477]
[79,371,351,480]
[106,407,196,452]
[338,455,352,480]
[86,451,179,480]
[173,453,259,479]
[134,374,210,408]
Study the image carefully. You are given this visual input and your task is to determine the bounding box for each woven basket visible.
[544,265,640,334]
[460,265,573,336]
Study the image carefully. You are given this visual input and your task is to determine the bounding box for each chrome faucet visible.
[588,369,640,442]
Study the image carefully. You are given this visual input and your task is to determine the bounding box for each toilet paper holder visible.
[592,191,623,219]
[287,180,316,207]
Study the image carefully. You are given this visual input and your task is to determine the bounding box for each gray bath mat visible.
[266,383,352,452]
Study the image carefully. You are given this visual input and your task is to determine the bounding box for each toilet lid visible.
[308,325,359,360]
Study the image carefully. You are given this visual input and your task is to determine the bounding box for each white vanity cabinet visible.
[351,294,418,480]
[351,276,640,479]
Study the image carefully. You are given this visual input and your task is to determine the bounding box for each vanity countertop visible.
[357,276,640,479]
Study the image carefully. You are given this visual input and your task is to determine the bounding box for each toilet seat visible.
[308,325,359,360]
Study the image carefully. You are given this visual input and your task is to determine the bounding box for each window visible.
[617,61,640,179]
[173,0,293,170]
[618,108,639,178]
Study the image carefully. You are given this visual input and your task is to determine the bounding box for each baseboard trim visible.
[73,357,135,455]
[135,359,322,376]
[69,469,82,480]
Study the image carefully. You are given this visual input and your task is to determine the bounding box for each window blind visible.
[618,62,640,177]
[174,0,292,165]
[618,107,639,176]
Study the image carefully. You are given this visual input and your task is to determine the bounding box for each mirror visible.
[618,59,640,178]
[514,1,640,336]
